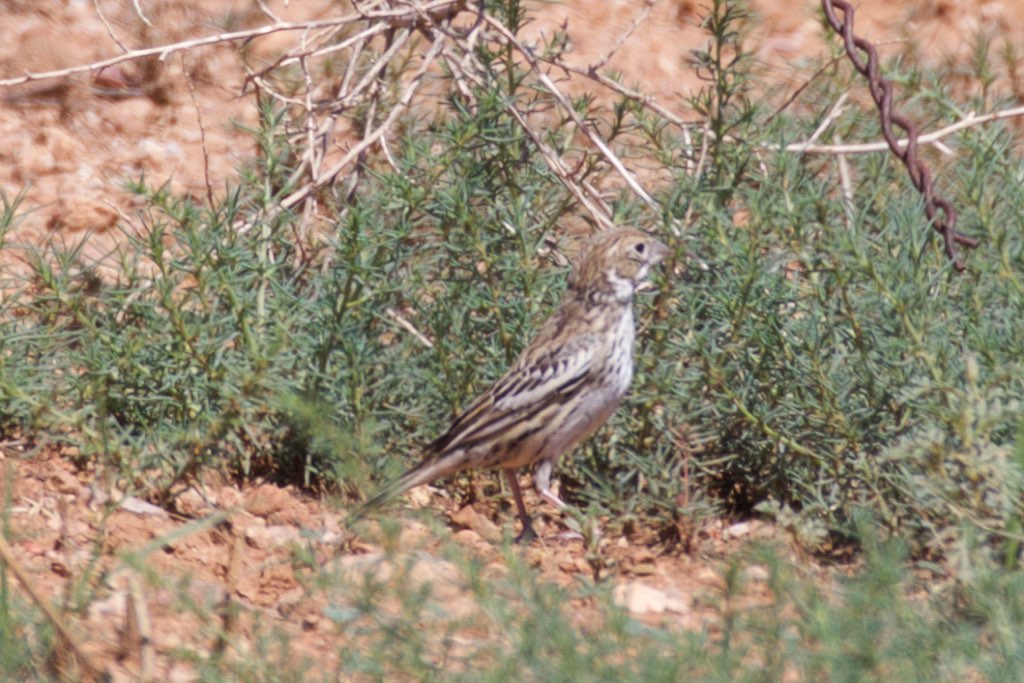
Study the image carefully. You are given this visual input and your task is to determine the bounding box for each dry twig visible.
[0,532,107,681]
[782,104,1024,154]
[482,14,660,213]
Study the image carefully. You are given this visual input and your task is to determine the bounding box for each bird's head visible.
[569,228,671,302]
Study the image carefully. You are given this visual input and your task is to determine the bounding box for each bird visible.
[350,227,670,540]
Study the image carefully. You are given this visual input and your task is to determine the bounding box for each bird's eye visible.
[633,242,645,254]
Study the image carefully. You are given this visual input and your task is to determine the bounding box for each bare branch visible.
[386,307,435,348]
[181,55,215,207]
[239,34,447,232]
[590,0,655,72]
[0,1,462,88]
[92,0,130,52]
[790,92,848,153]
[782,104,1024,154]
[439,40,616,229]
[483,14,660,214]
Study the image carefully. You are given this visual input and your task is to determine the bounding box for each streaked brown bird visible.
[352,228,670,539]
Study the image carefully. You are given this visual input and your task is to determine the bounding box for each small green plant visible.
[0,0,1022,564]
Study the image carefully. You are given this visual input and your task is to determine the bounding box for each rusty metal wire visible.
[821,0,979,272]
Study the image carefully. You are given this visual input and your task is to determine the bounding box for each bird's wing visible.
[427,331,600,455]
[350,330,601,519]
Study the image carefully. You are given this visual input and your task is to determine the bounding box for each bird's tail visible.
[346,451,459,525]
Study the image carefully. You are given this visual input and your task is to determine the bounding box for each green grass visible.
[4,0,1018,554]
[3,522,1024,681]
[0,0,1023,678]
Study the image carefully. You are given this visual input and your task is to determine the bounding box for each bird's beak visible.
[651,239,671,265]
[636,239,672,293]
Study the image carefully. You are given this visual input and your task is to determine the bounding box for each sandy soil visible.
[0,0,1018,678]
[5,452,798,680]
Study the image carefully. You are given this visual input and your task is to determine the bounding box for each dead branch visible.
[0,532,107,681]
[239,33,446,233]
[0,0,463,88]
[781,104,1024,154]
[483,14,661,214]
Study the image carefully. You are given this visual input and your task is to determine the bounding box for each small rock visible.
[94,63,137,90]
[217,486,244,508]
[613,581,689,615]
[120,496,168,517]
[174,487,212,516]
[449,505,501,542]
[452,528,486,548]
[743,564,770,582]
[243,484,290,517]
[47,195,118,233]
[235,574,261,602]
[320,530,343,546]
[724,521,752,539]
[227,510,263,537]
[405,486,435,508]
[632,561,657,576]
[244,524,300,549]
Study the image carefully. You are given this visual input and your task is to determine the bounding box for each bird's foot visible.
[513,515,538,544]
[538,488,568,510]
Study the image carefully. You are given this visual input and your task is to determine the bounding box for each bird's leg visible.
[533,460,583,541]
[533,459,567,509]
[504,469,536,543]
